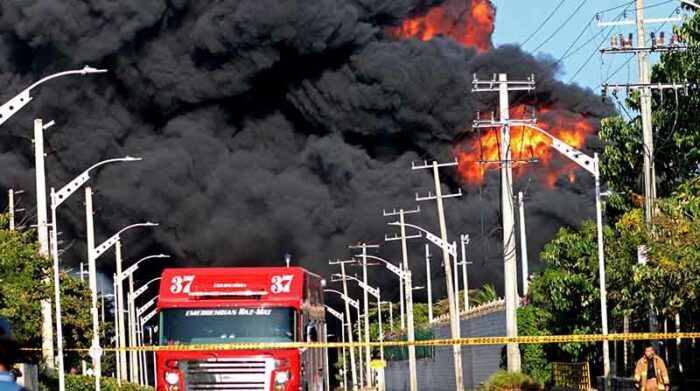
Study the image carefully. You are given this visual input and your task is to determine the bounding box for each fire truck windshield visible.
[159,307,296,345]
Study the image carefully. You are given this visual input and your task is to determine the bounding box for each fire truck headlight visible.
[274,370,290,384]
[164,371,180,385]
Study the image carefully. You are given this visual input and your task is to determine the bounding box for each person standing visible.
[0,318,25,391]
[634,344,670,391]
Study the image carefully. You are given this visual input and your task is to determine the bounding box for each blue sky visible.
[490,0,685,93]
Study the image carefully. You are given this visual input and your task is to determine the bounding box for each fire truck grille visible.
[183,357,273,390]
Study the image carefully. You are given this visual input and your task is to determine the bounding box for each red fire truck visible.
[156,267,327,391]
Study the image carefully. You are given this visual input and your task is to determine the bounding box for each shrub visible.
[40,374,153,391]
[481,370,542,391]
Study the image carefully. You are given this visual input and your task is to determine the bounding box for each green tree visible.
[0,216,52,363]
[516,305,553,386]
[0,215,93,368]
[530,222,606,363]
[470,283,498,306]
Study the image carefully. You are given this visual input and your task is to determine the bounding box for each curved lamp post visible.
[332,274,384,363]
[0,66,107,126]
[86,216,158,391]
[324,305,347,391]
[117,255,168,384]
[50,156,140,391]
[324,289,360,388]
[520,123,610,378]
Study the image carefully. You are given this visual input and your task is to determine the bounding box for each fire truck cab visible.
[156,267,327,391]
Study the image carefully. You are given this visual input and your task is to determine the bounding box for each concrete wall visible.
[16,363,38,391]
[384,302,506,391]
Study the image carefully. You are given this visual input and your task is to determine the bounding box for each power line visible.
[527,0,591,54]
[521,0,569,49]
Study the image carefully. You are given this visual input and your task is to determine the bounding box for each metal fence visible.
[385,328,435,361]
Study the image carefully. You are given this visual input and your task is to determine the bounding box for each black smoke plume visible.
[0,0,613,301]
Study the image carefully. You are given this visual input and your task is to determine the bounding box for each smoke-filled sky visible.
[0,0,614,302]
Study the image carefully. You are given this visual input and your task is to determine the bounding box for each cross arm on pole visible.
[411,159,459,170]
[472,74,536,92]
[348,243,380,250]
[597,16,684,27]
[382,206,420,216]
[415,189,462,202]
[473,118,537,129]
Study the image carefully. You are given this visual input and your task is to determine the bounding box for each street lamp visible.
[139,307,159,389]
[521,123,610,379]
[0,66,107,127]
[115,255,168,384]
[332,274,384,363]
[324,289,360,389]
[49,156,140,391]
[325,305,347,391]
[128,276,162,384]
[84,196,158,391]
[386,221,460,324]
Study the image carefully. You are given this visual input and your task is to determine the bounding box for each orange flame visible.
[455,105,595,187]
[388,0,495,53]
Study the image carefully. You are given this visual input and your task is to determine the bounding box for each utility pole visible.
[598,4,689,371]
[599,0,686,223]
[34,118,56,370]
[452,240,460,319]
[81,265,88,376]
[115,241,128,382]
[325,305,347,391]
[518,193,529,296]
[459,235,471,312]
[425,244,433,322]
[472,73,536,372]
[411,159,464,389]
[128,274,138,383]
[638,0,657,222]
[8,190,14,230]
[85,187,102,391]
[349,243,379,387]
[112,274,121,384]
[329,259,358,390]
[384,207,421,391]
[357,308,364,388]
[399,263,405,331]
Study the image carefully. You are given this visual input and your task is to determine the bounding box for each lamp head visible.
[157,254,170,258]
[122,156,143,162]
[144,221,159,227]
[82,65,108,74]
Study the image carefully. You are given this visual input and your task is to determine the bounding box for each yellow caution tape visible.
[20,332,700,352]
